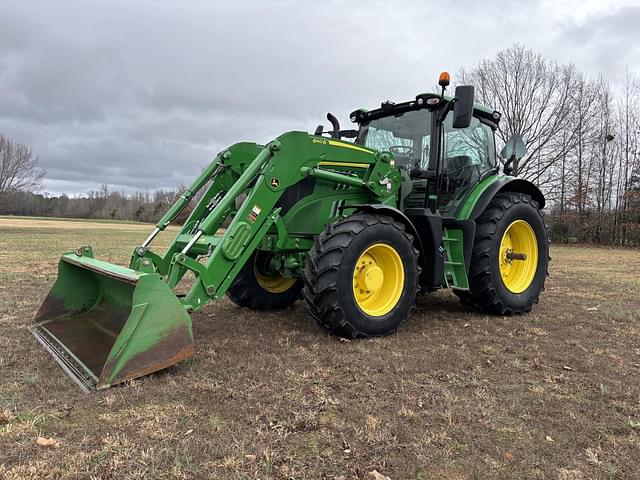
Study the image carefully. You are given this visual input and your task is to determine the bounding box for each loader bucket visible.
[31,251,194,391]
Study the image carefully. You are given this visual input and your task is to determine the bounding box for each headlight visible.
[349,109,368,123]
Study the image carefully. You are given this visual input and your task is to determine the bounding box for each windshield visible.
[358,110,432,170]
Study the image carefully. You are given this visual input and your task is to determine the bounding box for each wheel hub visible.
[352,243,404,317]
[354,257,384,294]
[498,220,538,294]
[254,253,296,294]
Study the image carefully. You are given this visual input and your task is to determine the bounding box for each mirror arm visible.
[503,155,516,176]
[437,99,455,124]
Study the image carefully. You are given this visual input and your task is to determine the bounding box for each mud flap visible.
[31,252,194,391]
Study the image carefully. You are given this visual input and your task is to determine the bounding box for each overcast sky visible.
[1,0,638,195]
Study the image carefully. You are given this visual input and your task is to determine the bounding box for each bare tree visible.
[460,44,578,189]
[564,73,600,215]
[0,134,45,194]
[614,69,640,244]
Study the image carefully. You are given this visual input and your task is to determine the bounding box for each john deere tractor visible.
[32,74,549,391]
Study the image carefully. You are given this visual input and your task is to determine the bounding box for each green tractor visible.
[32,74,549,391]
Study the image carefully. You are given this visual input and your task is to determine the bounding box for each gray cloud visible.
[554,5,640,75]
[0,0,637,194]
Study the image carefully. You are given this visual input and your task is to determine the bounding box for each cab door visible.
[437,114,497,217]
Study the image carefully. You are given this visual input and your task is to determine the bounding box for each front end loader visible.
[32,74,549,391]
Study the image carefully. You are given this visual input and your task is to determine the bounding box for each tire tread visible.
[303,213,419,338]
[463,192,550,315]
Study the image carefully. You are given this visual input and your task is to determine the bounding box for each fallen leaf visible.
[504,451,513,461]
[545,435,554,443]
[587,307,598,312]
[369,470,391,480]
[0,411,9,424]
[36,436,59,447]
[563,365,572,371]
[244,454,256,461]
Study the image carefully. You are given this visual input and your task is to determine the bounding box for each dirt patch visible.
[1,217,639,479]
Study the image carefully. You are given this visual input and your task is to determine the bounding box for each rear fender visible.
[458,176,545,221]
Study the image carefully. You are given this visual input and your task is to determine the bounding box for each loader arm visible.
[153,131,398,310]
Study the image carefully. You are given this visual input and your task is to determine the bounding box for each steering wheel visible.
[389,145,418,157]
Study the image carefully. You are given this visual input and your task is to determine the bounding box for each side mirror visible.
[500,134,527,162]
[452,85,474,129]
[500,134,527,176]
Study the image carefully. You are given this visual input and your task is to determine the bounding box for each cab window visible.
[439,115,496,214]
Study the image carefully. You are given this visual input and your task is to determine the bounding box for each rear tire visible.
[303,213,419,338]
[227,251,302,310]
[462,192,549,314]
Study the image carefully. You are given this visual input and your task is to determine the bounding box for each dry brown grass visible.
[0,218,153,230]
[1,217,639,479]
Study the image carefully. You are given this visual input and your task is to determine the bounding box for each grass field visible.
[1,217,639,479]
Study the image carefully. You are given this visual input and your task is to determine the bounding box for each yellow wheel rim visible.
[352,243,404,316]
[254,254,296,294]
[499,220,538,294]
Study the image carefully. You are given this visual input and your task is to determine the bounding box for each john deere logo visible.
[270,178,280,188]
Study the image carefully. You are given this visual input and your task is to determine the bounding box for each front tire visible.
[227,251,302,310]
[462,192,549,314]
[303,213,419,338]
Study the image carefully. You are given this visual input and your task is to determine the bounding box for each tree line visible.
[1,45,639,244]
[0,132,193,224]
[460,45,640,246]
[0,183,190,224]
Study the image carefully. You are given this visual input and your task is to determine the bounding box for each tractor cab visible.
[350,79,501,217]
